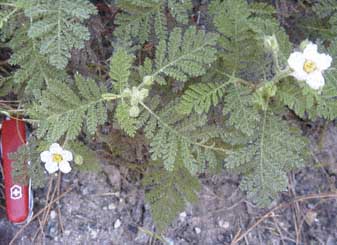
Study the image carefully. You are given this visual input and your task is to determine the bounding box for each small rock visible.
[103,165,121,191]
[327,235,337,245]
[305,210,318,226]
[108,203,116,210]
[194,227,201,234]
[163,237,175,245]
[114,219,122,229]
[50,210,57,220]
[64,230,71,236]
[179,212,187,222]
[103,206,107,211]
[219,220,230,229]
[90,230,98,239]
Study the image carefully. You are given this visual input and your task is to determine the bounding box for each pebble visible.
[219,220,230,229]
[179,212,187,222]
[50,210,57,220]
[114,219,122,229]
[64,230,71,236]
[90,230,98,239]
[108,203,116,210]
[194,227,201,234]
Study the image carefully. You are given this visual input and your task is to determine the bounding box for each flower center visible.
[303,60,317,73]
[52,154,63,163]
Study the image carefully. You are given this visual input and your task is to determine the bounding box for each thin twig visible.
[56,173,65,233]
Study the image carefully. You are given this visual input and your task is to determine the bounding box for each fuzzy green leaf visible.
[109,48,135,93]
[151,26,218,84]
[179,82,226,115]
[225,112,308,206]
[223,84,260,136]
[143,162,200,232]
[24,0,97,69]
[29,75,107,142]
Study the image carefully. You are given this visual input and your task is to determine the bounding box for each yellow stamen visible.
[52,154,63,163]
[303,60,316,73]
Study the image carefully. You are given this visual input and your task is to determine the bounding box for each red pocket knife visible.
[1,118,33,224]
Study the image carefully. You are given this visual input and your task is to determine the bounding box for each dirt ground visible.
[1,121,337,244]
[2,0,337,244]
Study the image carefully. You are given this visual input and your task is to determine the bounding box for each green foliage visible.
[66,141,101,172]
[210,0,290,76]
[9,25,68,96]
[109,48,135,93]
[210,0,262,74]
[178,82,226,115]
[142,162,200,232]
[313,0,337,34]
[167,0,192,25]
[29,74,107,142]
[10,141,46,189]
[150,26,218,84]
[24,0,97,69]
[223,84,260,136]
[141,101,222,174]
[115,103,138,137]
[114,0,192,44]
[225,112,308,206]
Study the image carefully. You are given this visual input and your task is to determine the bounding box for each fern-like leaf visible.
[24,0,97,69]
[223,84,260,136]
[9,25,68,96]
[150,26,218,84]
[109,48,135,93]
[143,162,200,232]
[142,101,223,174]
[29,74,107,142]
[225,112,308,206]
[209,0,262,74]
[115,103,138,137]
[114,0,192,44]
[179,82,226,114]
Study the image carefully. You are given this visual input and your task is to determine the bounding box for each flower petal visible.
[49,143,63,154]
[62,150,73,161]
[303,43,318,59]
[315,53,332,71]
[40,151,52,163]
[291,70,308,81]
[288,52,305,73]
[59,161,72,174]
[306,71,325,90]
[45,161,58,174]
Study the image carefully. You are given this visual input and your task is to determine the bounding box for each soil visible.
[1,121,337,245]
[2,1,337,245]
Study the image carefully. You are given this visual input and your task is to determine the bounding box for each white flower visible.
[287,42,332,90]
[40,143,73,174]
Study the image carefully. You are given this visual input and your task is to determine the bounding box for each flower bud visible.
[143,75,155,86]
[139,88,149,100]
[74,155,83,165]
[264,35,279,53]
[121,88,131,97]
[129,105,140,117]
